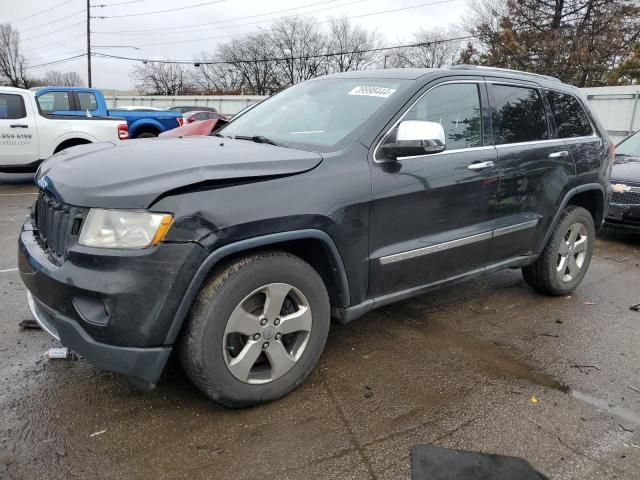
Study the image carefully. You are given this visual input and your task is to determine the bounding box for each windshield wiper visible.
[234,135,287,147]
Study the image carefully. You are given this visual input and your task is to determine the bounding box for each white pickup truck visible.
[0,86,128,172]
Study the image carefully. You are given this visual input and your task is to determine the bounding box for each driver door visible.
[368,80,498,297]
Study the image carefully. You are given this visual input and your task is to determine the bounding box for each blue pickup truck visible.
[32,87,183,138]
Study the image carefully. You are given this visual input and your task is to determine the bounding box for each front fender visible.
[162,229,350,344]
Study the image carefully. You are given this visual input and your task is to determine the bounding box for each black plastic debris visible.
[18,319,41,330]
[630,304,640,312]
[411,446,548,480]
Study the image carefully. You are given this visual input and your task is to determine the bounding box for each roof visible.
[0,86,30,93]
[319,66,568,88]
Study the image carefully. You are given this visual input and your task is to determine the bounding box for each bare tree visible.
[0,24,32,88]
[388,27,462,69]
[217,32,280,95]
[131,62,192,95]
[326,16,382,72]
[269,15,328,86]
[42,70,84,87]
[190,52,244,93]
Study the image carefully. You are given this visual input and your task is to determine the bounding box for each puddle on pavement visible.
[572,390,640,425]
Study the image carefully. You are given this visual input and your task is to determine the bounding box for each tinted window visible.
[0,93,26,119]
[404,83,482,150]
[78,92,98,111]
[492,85,548,144]
[37,91,71,113]
[545,90,592,138]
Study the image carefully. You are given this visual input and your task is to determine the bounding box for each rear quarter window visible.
[545,90,593,138]
[0,93,26,119]
[78,92,98,111]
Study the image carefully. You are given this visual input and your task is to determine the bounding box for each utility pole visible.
[87,0,92,87]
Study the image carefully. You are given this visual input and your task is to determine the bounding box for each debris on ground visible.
[18,319,41,330]
[530,396,538,405]
[628,385,640,394]
[630,304,640,312]
[571,364,601,374]
[46,348,69,359]
[619,424,634,433]
[583,301,596,305]
[90,429,107,438]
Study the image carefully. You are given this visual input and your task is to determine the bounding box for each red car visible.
[184,110,228,124]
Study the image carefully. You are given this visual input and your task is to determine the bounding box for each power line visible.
[92,35,476,65]
[92,0,353,35]
[92,0,148,6]
[91,0,226,18]
[21,21,86,43]
[101,0,456,48]
[17,9,86,34]
[7,0,76,23]
[26,53,87,69]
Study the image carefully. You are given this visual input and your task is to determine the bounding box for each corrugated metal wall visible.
[107,86,640,143]
[581,86,640,144]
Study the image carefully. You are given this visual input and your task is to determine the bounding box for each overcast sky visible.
[3,0,468,91]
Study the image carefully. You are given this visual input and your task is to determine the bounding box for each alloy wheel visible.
[223,283,312,384]
[556,222,588,283]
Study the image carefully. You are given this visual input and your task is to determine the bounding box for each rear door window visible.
[545,90,593,138]
[0,93,26,119]
[491,85,549,144]
[77,92,98,112]
[37,91,72,114]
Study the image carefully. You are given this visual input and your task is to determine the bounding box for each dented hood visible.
[36,136,323,208]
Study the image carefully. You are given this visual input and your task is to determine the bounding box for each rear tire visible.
[179,251,330,408]
[522,206,595,296]
[134,131,157,139]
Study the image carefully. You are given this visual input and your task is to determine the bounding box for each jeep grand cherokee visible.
[19,66,613,407]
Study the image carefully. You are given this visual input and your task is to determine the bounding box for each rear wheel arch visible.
[164,230,350,345]
[53,137,92,153]
[132,125,160,138]
[536,183,605,253]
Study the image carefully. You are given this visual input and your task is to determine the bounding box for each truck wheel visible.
[522,206,595,296]
[135,132,157,139]
[179,251,330,408]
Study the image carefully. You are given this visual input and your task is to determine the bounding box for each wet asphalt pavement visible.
[1,173,639,480]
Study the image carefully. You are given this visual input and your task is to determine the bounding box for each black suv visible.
[19,66,612,407]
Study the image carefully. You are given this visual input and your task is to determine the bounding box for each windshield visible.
[220,78,410,151]
[617,130,640,156]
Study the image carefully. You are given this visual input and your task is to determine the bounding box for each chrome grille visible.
[34,191,75,259]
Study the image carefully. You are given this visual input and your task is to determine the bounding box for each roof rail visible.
[450,64,562,83]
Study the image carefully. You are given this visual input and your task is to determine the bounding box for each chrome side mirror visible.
[380,120,446,160]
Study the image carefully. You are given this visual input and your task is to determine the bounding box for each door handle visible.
[10,124,28,128]
[467,161,495,170]
[548,150,569,158]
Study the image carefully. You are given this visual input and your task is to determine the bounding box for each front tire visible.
[522,206,595,296]
[179,251,330,408]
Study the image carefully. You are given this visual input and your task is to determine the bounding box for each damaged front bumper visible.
[605,202,640,231]
[18,218,208,384]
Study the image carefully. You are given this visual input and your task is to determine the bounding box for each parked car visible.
[184,110,228,124]
[159,118,228,138]
[606,129,640,230]
[19,66,612,407]
[169,105,218,114]
[32,87,183,138]
[110,105,168,111]
[0,86,128,172]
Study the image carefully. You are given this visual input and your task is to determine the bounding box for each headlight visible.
[79,209,173,249]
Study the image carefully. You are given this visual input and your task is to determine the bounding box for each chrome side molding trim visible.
[494,219,539,237]
[379,231,492,265]
[379,219,539,265]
